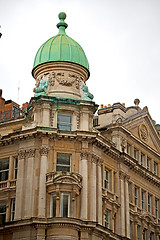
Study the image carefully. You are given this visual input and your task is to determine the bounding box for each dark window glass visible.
[0,202,6,224]
[61,193,69,217]
[0,159,9,181]
[56,153,70,172]
[57,114,72,131]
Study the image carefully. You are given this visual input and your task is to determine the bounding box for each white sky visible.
[0,0,160,123]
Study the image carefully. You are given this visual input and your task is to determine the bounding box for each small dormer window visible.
[57,113,72,131]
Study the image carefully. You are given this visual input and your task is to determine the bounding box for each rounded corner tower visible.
[32,12,90,100]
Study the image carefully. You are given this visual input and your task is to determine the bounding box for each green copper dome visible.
[32,12,89,73]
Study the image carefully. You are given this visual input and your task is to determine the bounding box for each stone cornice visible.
[0,217,123,239]
[121,153,160,186]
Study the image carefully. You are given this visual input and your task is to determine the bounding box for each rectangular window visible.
[0,201,6,225]
[143,229,146,240]
[155,199,158,218]
[147,158,151,171]
[141,190,145,210]
[127,144,130,155]
[135,186,138,206]
[56,153,71,172]
[13,157,18,179]
[11,199,15,221]
[137,225,140,240]
[148,194,151,213]
[105,209,110,228]
[51,194,56,218]
[154,162,158,175]
[141,153,144,167]
[57,113,72,131]
[60,193,70,217]
[0,159,9,181]
[150,232,154,240]
[134,148,138,160]
[104,168,109,189]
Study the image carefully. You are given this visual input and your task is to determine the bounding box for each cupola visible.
[32,12,91,100]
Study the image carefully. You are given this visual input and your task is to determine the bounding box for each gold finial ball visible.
[58,12,67,20]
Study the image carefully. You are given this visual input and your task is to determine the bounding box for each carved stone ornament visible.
[55,72,82,89]
[139,124,148,141]
[28,149,35,158]
[80,151,89,160]
[76,112,80,129]
[39,147,49,156]
[50,109,54,127]
[49,72,55,86]
[18,150,26,159]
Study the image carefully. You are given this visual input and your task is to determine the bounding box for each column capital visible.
[119,170,130,181]
[80,151,89,160]
[28,148,36,158]
[39,147,49,156]
[18,150,26,159]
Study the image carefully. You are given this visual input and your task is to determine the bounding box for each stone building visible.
[0,12,159,240]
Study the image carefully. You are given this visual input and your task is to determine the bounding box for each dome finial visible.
[57,12,68,33]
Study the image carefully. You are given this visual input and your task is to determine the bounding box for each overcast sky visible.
[0,0,160,123]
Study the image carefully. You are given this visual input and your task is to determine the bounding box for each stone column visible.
[119,171,125,236]
[38,147,48,217]
[15,150,26,219]
[124,175,130,238]
[97,157,103,224]
[8,156,14,180]
[24,149,35,217]
[89,155,97,221]
[80,151,88,220]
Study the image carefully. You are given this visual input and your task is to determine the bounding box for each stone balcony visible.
[0,179,16,191]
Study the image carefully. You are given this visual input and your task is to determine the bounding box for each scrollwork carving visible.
[28,149,35,158]
[80,151,89,160]
[39,147,49,156]
[18,150,26,159]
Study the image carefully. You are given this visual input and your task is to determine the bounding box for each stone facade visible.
[0,13,160,240]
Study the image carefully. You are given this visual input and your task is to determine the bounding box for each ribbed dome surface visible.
[33,13,89,72]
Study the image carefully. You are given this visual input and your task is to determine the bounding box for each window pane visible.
[57,114,72,131]
[0,202,6,225]
[0,159,9,181]
[56,153,70,172]
[52,195,56,218]
[61,193,69,217]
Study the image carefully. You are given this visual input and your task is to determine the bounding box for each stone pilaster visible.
[38,147,48,217]
[24,149,35,217]
[89,154,97,221]
[97,157,103,224]
[80,151,89,220]
[124,175,130,238]
[15,150,26,219]
[119,171,125,236]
